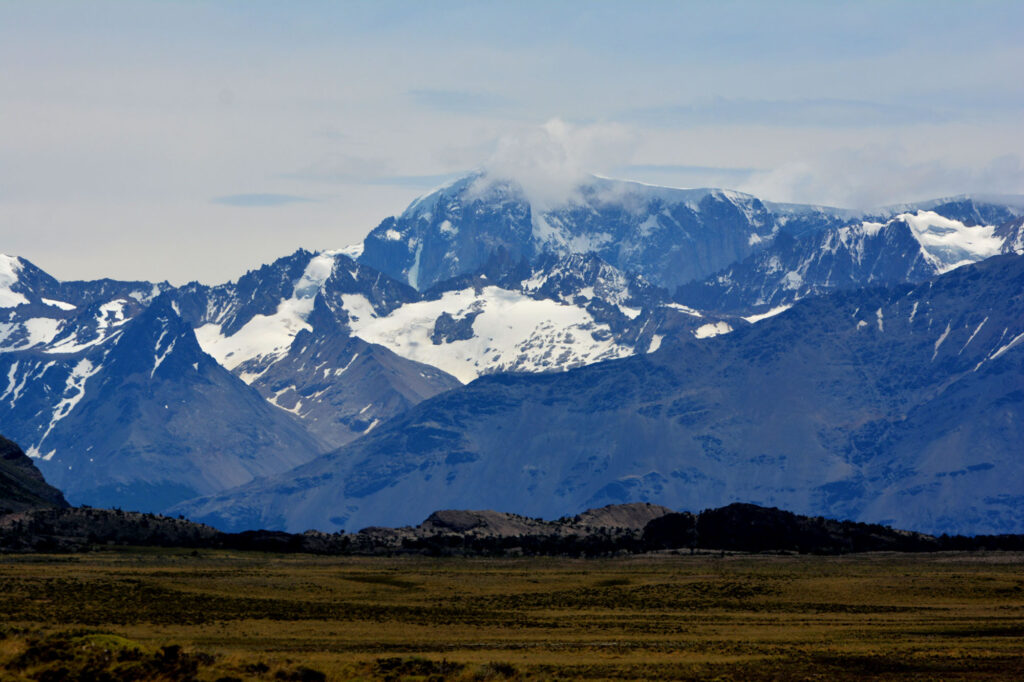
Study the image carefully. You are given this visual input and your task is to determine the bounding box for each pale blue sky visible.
[1,1,1022,282]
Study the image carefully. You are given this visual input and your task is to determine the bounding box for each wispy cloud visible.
[614,164,760,190]
[212,193,314,207]
[407,89,512,115]
[473,118,636,208]
[625,97,952,129]
[739,151,1024,209]
[285,153,395,184]
[363,173,467,188]
[618,164,760,175]
[285,152,464,188]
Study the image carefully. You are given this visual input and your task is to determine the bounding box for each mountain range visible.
[1,173,1021,533]
[174,254,1024,536]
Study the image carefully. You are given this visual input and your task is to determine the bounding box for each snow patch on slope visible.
[899,211,1002,273]
[694,322,733,338]
[407,242,424,289]
[663,302,703,317]
[197,292,312,372]
[990,330,1024,361]
[43,300,132,354]
[0,255,29,308]
[41,298,76,311]
[30,358,101,458]
[933,322,951,360]
[150,325,177,378]
[0,316,70,352]
[743,305,792,324]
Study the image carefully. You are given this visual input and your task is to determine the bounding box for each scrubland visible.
[1,549,1023,680]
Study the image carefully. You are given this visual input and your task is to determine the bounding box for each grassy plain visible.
[1,548,1023,680]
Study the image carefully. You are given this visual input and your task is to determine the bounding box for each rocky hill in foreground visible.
[0,435,68,514]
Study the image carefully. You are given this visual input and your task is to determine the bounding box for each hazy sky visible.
[2,1,1022,284]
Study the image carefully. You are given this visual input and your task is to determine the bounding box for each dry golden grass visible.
[1,548,1023,679]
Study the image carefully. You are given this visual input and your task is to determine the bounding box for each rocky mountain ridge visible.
[681,210,1024,313]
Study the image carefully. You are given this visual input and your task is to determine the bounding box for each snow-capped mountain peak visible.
[194,250,341,376]
[359,173,779,293]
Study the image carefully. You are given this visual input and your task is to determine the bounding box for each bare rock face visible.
[0,435,68,514]
[573,502,674,531]
[420,509,543,536]
[417,504,676,538]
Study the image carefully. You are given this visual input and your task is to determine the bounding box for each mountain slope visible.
[4,298,325,512]
[190,247,707,387]
[247,295,461,444]
[174,255,1024,535]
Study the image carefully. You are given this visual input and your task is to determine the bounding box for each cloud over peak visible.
[472,119,636,208]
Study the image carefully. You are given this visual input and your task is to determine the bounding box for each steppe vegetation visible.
[1,549,1022,680]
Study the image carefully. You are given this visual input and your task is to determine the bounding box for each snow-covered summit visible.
[183,249,426,375]
[360,173,778,292]
[678,207,1024,314]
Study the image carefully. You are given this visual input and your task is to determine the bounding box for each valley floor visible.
[1,549,1023,680]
